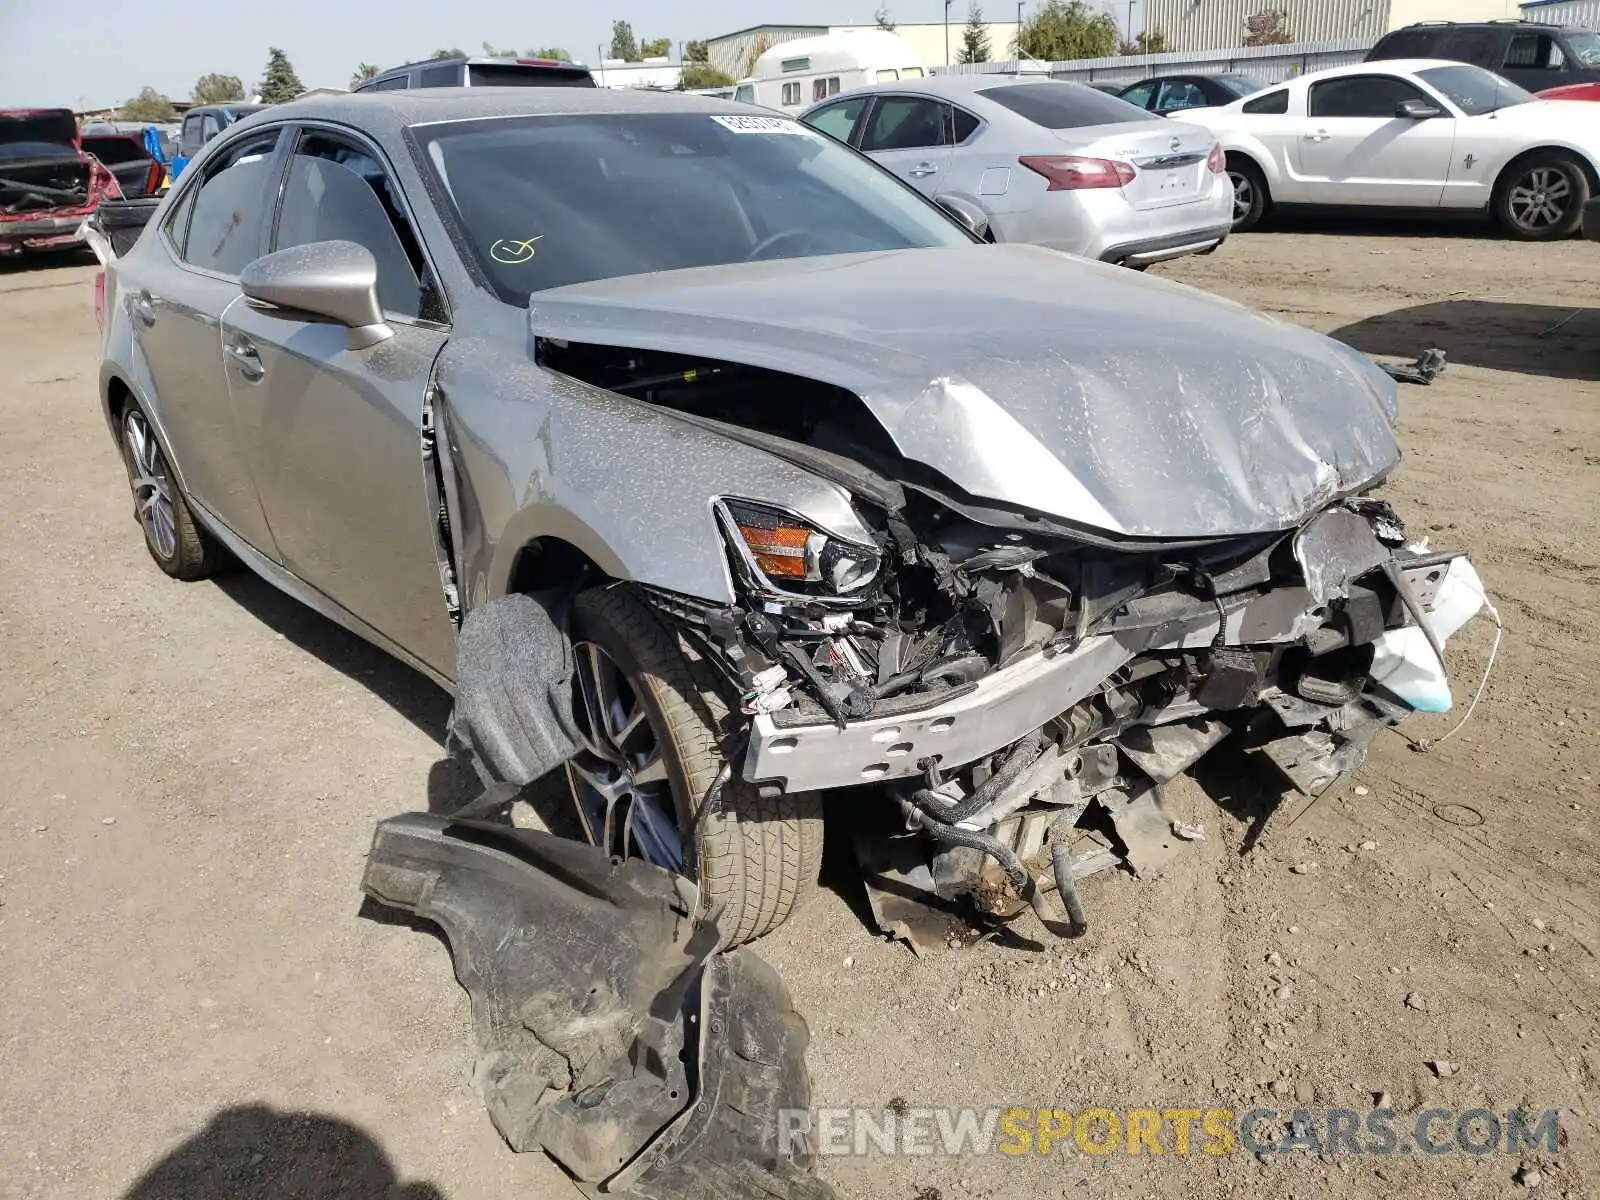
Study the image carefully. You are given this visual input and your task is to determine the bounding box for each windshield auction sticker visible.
[710,114,815,136]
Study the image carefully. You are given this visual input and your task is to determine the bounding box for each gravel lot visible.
[1,226,1596,1200]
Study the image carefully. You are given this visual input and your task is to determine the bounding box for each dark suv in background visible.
[352,56,595,92]
[1366,20,1600,91]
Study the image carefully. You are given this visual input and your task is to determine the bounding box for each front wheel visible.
[563,585,823,945]
[1495,152,1589,241]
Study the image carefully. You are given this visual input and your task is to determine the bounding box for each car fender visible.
[434,344,871,613]
[1218,130,1283,194]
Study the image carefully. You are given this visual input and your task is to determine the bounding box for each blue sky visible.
[1,0,963,109]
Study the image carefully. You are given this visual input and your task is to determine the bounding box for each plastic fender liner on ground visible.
[360,811,835,1200]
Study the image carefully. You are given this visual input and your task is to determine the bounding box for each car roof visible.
[1267,57,1480,85]
[255,86,757,133]
[1386,18,1574,30]
[372,54,591,75]
[187,104,265,116]
[812,74,1095,99]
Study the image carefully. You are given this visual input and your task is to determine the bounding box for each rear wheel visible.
[564,585,823,945]
[1227,156,1269,231]
[1494,152,1588,241]
[119,404,223,580]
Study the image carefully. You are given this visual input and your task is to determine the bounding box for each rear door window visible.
[1156,79,1209,111]
[1440,28,1502,67]
[371,75,411,90]
[951,105,981,142]
[176,130,283,275]
[859,96,950,151]
[1504,32,1564,69]
[976,81,1148,128]
[416,64,461,87]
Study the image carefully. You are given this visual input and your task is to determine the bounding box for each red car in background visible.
[1,108,121,257]
[1537,81,1600,101]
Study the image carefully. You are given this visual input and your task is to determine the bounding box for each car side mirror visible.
[1395,99,1442,119]
[935,195,991,241]
[239,240,394,350]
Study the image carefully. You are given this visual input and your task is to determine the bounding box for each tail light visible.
[93,270,106,331]
[1019,155,1136,191]
[146,157,164,196]
[1206,142,1226,174]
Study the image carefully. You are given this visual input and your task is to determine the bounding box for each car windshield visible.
[976,81,1151,127]
[1219,74,1263,97]
[1567,29,1600,66]
[1417,64,1534,114]
[413,112,974,302]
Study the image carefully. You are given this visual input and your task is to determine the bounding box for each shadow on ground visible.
[1257,212,1504,240]
[1333,299,1600,380]
[123,1103,444,1199]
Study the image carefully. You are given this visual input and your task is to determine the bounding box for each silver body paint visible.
[96,87,1401,690]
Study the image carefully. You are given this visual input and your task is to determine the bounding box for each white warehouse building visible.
[1137,0,1521,51]
[704,20,1023,78]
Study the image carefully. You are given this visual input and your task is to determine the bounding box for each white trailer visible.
[733,30,927,110]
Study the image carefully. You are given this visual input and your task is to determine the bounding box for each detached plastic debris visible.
[361,808,836,1200]
[1376,347,1447,385]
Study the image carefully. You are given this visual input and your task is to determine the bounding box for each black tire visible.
[1494,151,1589,241]
[1227,155,1269,232]
[568,585,823,945]
[117,402,224,581]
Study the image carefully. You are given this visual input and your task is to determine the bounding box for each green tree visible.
[191,73,244,104]
[1014,0,1117,61]
[609,20,640,61]
[1117,28,1170,54]
[679,62,736,88]
[350,62,381,87]
[958,5,992,62]
[258,47,306,102]
[1242,9,1292,44]
[874,6,896,30]
[525,46,572,60]
[482,40,517,57]
[430,47,467,59]
[684,39,709,62]
[640,36,671,58]
[118,87,176,122]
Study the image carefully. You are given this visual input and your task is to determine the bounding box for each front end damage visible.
[636,483,1488,936]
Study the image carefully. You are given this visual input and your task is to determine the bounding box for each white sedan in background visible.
[800,77,1234,268]
[1181,59,1600,240]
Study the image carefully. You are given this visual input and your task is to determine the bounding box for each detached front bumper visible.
[0,210,92,252]
[742,555,1474,795]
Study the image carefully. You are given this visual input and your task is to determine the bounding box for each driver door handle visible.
[908,161,939,177]
[224,337,264,382]
[1304,130,1331,143]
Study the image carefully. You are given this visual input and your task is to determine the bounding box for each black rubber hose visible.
[907,729,1044,826]
[915,817,1057,926]
[1049,817,1088,937]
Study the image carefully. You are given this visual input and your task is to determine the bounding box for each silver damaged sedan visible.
[800,76,1234,267]
[90,88,1488,945]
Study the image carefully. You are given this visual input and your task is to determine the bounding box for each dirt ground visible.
[1,223,1596,1200]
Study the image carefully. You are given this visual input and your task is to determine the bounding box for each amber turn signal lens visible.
[736,521,812,578]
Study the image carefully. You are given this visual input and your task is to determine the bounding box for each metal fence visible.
[934,36,1377,87]
[1519,0,1600,27]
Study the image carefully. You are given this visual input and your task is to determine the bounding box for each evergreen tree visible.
[610,20,640,61]
[258,47,305,103]
[958,5,992,63]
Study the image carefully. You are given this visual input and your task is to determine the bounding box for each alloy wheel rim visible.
[1508,166,1571,230]
[123,410,178,560]
[566,640,686,872]
[1230,171,1253,222]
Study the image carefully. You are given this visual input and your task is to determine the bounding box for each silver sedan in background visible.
[801,76,1233,267]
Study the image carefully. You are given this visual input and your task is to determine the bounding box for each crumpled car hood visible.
[529,243,1400,538]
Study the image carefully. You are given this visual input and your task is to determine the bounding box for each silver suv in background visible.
[801,76,1233,268]
[353,55,595,92]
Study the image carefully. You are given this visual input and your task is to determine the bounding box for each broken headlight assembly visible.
[716,499,881,601]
